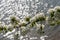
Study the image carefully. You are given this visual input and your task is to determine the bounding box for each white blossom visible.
[54,6,60,10]
[48,8,55,13]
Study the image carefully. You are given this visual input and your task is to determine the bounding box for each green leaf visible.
[21,30,28,36]
[49,22,56,26]
[25,16,30,22]
[3,27,7,31]
[57,9,60,12]
[48,9,55,17]
[30,22,36,28]
[0,27,3,31]
[21,23,26,26]
[55,12,60,20]
[10,16,19,25]
[39,17,45,21]
[8,27,13,31]
[56,20,60,25]
[50,13,54,17]
[35,16,45,22]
